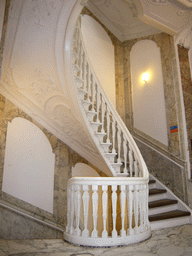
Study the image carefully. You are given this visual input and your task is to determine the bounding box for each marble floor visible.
[0,224,192,256]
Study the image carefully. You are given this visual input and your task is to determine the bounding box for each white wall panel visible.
[130,40,168,146]
[2,118,55,213]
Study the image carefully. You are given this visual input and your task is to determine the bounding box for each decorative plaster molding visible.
[123,0,138,17]
[29,69,60,103]
[31,0,59,28]
[177,26,192,48]
[44,95,97,155]
[1,67,18,89]
[176,0,192,8]
[149,0,169,5]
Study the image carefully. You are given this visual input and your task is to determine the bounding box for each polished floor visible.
[0,224,192,256]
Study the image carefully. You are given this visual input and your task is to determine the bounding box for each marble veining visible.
[0,225,192,256]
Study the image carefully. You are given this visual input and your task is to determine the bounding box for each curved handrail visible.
[72,17,149,179]
[64,176,150,247]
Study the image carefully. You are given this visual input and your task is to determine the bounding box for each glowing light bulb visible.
[142,73,149,83]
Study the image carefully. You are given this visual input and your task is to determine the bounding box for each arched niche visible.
[2,117,55,213]
[130,39,168,146]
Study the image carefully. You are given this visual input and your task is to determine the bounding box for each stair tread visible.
[149,199,178,208]
[149,210,191,222]
[149,188,167,196]
[149,179,156,184]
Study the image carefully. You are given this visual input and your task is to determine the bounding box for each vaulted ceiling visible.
[87,0,192,41]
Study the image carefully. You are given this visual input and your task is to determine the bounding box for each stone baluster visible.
[91,185,98,238]
[82,52,85,90]
[101,96,105,134]
[123,138,128,174]
[117,126,122,164]
[134,185,139,234]
[112,185,117,238]
[106,106,111,144]
[144,184,149,229]
[82,185,90,237]
[70,185,75,235]
[96,86,100,123]
[66,186,71,233]
[134,160,138,177]
[120,185,126,237]
[91,75,96,112]
[74,184,81,236]
[139,185,144,230]
[79,42,82,75]
[112,119,116,155]
[102,185,108,238]
[129,148,133,177]
[127,185,133,235]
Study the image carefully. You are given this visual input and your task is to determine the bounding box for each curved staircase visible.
[63,17,151,247]
[63,17,191,247]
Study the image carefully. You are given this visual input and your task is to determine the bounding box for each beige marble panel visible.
[0,206,63,239]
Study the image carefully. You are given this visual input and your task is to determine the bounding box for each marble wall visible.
[0,0,9,69]
[0,93,104,239]
[122,33,190,204]
[177,45,192,208]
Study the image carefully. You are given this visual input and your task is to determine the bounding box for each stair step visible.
[149,210,191,222]
[149,199,178,209]
[149,188,167,196]
[149,179,156,185]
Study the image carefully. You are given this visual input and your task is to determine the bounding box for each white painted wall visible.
[81,15,116,108]
[130,40,168,146]
[2,118,55,213]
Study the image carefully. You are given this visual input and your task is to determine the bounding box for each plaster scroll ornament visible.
[1,68,18,89]
[123,0,137,17]
[80,0,89,6]
[178,26,192,49]
[149,0,169,5]
[176,0,192,8]
[53,104,99,155]
[29,69,60,104]
[32,0,61,28]
[93,0,107,5]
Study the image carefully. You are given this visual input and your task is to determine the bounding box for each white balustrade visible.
[64,17,151,247]
[63,177,151,247]
[72,17,148,178]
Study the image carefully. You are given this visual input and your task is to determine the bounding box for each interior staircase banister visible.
[72,17,149,178]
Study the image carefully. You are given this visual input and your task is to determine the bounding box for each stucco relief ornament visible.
[149,0,169,5]
[2,68,18,89]
[123,0,137,17]
[176,0,192,8]
[30,69,60,103]
[32,0,60,28]
[178,26,192,49]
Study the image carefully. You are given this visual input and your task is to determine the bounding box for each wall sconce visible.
[142,73,149,83]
